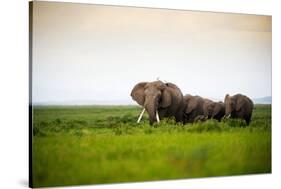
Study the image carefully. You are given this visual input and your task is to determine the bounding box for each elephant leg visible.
[191,112,198,123]
[175,117,180,122]
[185,113,192,123]
[175,112,184,123]
[245,115,251,125]
[213,114,221,122]
[183,113,190,124]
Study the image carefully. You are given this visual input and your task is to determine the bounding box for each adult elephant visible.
[203,100,225,121]
[183,95,208,123]
[224,94,254,125]
[131,80,185,125]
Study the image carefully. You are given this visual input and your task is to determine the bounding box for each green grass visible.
[32,104,271,187]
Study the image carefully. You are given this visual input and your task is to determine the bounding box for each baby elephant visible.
[203,100,225,122]
[184,95,225,123]
[224,94,254,125]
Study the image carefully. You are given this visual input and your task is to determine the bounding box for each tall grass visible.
[32,105,271,187]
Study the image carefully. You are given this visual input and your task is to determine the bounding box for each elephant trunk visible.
[225,108,232,118]
[145,97,159,125]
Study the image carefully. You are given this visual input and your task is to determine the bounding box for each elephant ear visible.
[160,88,172,108]
[130,82,147,106]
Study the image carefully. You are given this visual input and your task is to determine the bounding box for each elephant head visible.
[203,99,213,118]
[224,94,236,118]
[131,80,181,124]
[184,95,205,123]
[205,101,225,121]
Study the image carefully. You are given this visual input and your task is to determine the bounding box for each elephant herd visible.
[131,80,254,125]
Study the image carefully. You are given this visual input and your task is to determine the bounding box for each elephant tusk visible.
[226,114,231,119]
[137,108,146,123]
[156,110,160,123]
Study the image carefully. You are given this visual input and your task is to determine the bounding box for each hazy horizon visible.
[32,2,272,105]
[33,95,272,105]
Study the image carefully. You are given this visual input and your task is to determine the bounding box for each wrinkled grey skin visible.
[203,100,225,121]
[183,95,206,123]
[224,94,254,125]
[131,81,185,125]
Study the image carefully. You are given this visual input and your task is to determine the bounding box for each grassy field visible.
[32,104,271,187]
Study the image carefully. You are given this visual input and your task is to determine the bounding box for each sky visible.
[32,1,272,105]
